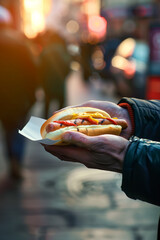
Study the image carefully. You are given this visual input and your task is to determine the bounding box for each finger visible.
[61,131,91,148]
[71,100,109,113]
[53,100,106,115]
[43,144,74,161]
[44,144,91,165]
[75,100,118,115]
[52,101,93,115]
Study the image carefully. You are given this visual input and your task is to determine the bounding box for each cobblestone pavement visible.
[0,72,159,240]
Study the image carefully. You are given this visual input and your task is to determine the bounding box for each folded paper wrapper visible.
[18,116,59,145]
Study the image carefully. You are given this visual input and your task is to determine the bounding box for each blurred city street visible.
[0,71,159,240]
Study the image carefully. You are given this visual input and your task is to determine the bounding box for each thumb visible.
[61,131,90,148]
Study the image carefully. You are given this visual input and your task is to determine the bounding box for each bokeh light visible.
[66,20,80,34]
[21,0,51,38]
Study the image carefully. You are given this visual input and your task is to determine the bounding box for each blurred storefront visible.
[100,0,160,99]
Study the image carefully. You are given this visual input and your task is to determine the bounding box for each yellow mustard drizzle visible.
[72,112,106,119]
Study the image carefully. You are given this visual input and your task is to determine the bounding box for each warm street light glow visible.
[21,0,51,38]
[88,15,107,34]
[92,47,106,70]
[66,20,80,34]
[112,55,136,78]
[112,55,129,71]
[87,15,107,41]
[116,38,136,58]
[81,0,100,16]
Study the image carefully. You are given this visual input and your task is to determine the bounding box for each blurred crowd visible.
[0,3,159,182]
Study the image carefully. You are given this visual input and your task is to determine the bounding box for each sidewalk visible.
[0,71,159,240]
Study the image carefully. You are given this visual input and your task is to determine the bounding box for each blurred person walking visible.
[0,6,38,181]
[38,30,72,119]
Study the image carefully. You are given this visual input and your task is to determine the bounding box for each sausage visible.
[46,118,128,133]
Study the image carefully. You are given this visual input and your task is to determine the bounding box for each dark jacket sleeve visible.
[122,137,160,206]
[118,98,160,206]
[118,97,160,141]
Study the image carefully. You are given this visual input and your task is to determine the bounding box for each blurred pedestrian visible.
[38,30,72,119]
[79,42,93,83]
[0,6,38,180]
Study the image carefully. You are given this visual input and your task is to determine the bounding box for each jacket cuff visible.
[118,102,135,136]
[118,97,160,140]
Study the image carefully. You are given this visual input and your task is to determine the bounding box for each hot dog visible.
[40,107,128,144]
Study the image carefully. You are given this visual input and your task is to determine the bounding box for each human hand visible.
[44,131,129,173]
[54,100,132,139]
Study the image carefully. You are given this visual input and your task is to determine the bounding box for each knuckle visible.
[90,136,107,152]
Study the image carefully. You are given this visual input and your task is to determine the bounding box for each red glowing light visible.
[88,15,107,35]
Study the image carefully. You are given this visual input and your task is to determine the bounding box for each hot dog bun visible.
[40,107,126,144]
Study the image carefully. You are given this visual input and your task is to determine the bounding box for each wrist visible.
[106,137,129,173]
[115,140,130,173]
